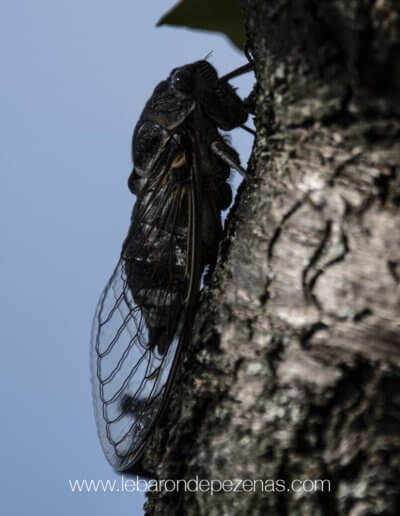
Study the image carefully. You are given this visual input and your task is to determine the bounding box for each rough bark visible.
[143,1,400,514]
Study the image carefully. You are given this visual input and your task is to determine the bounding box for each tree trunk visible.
[143,1,400,514]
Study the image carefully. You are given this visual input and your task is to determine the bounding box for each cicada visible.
[91,59,253,472]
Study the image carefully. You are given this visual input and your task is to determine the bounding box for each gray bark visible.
[143,1,400,514]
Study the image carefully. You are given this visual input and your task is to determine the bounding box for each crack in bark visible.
[328,150,363,186]
[303,224,350,312]
[387,260,400,284]
[302,219,333,309]
[267,200,303,261]
[373,165,397,205]
[353,307,373,323]
[300,321,329,348]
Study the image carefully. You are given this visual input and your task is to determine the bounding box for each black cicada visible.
[91,59,252,472]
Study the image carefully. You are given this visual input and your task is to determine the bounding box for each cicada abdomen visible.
[91,59,251,472]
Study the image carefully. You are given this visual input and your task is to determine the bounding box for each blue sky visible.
[0,1,253,514]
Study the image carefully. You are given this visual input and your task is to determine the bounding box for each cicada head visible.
[169,60,218,95]
[169,60,248,131]
[137,60,248,139]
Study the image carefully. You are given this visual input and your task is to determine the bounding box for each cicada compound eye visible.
[170,68,194,94]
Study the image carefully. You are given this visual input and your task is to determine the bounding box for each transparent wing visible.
[91,165,199,471]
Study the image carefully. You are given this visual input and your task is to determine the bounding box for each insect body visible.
[91,60,250,472]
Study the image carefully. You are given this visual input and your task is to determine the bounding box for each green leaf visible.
[157,0,245,51]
